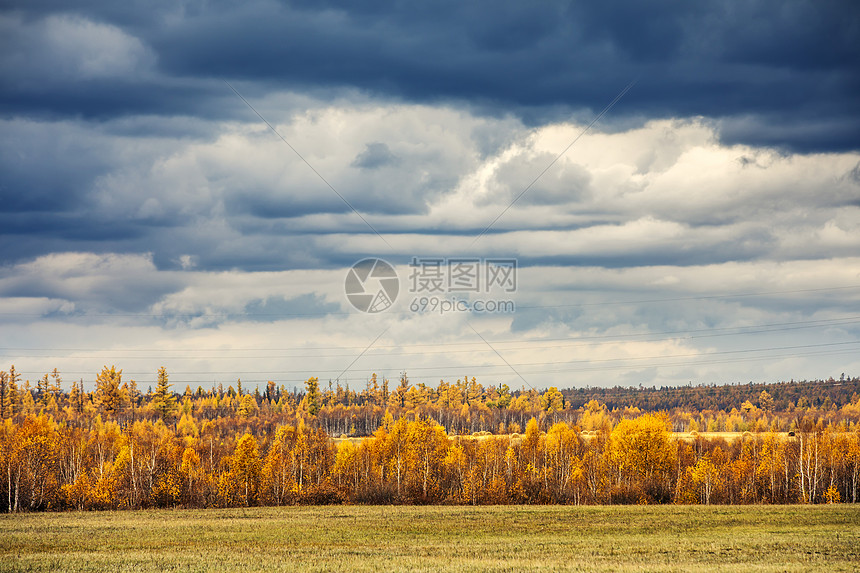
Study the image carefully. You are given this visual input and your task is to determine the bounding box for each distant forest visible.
[562,376,860,412]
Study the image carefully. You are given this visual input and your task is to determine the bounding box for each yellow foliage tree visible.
[608,414,675,501]
[689,454,721,504]
[94,366,125,415]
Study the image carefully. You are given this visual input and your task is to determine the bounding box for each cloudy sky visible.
[2,0,859,392]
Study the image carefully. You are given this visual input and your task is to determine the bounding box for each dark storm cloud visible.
[227,188,353,219]
[0,119,110,213]
[1,0,858,275]
[2,0,858,152]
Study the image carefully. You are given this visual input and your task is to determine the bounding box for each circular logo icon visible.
[345,258,399,313]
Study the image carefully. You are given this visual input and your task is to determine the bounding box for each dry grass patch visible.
[1,505,858,572]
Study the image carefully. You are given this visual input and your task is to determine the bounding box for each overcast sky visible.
[2,0,859,392]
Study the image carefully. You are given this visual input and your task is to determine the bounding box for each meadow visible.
[1,505,857,572]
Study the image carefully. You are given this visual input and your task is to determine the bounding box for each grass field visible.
[1,505,858,572]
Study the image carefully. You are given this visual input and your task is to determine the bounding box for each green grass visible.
[1,505,858,572]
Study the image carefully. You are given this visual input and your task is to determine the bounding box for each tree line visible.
[1,365,859,510]
[3,366,858,437]
[562,376,860,413]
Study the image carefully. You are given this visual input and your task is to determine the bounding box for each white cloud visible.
[0,252,181,312]
[44,14,155,78]
[0,14,155,84]
[16,104,856,270]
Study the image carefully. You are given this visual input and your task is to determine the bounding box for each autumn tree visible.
[0,371,9,419]
[608,414,675,502]
[94,366,125,415]
[689,454,721,504]
[152,367,177,422]
[404,419,449,500]
[236,394,257,419]
[333,439,361,494]
[303,377,321,417]
[443,439,467,502]
[218,433,261,507]
[68,380,86,415]
[126,379,141,421]
[757,433,787,502]
[260,425,298,505]
[179,447,202,506]
[541,387,565,415]
[14,414,60,511]
[544,422,584,503]
[518,418,544,501]
[758,390,774,413]
[579,400,611,432]
[2,366,22,418]
[385,417,409,498]
[37,374,50,407]
[469,436,508,504]
[49,368,62,400]
[488,383,512,413]
[389,374,410,409]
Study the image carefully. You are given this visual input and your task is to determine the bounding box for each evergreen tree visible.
[152,366,178,422]
[127,379,141,420]
[37,374,50,406]
[304,377,320,416]
[7,365,21,416]
[94,365,124,414]
[49,368,62,405]
[0,370,9,418]
[69,379,84,414]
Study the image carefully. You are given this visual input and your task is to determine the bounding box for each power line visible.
[33,346,859,387]
[13,340,859,379]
